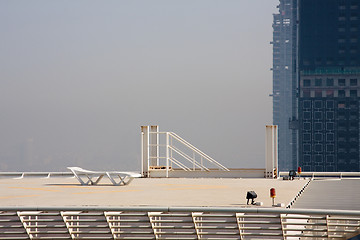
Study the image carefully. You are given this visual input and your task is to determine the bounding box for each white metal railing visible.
[279,171,360,179]
[142,128,229,177]
[1,207,360,239]
[0,172,73,179]
[170,132,229,170]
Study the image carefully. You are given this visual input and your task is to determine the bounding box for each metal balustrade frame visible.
[1,206,359,239]
[142,129,229,178]
[0,172,73,179]
[279,171,360,179]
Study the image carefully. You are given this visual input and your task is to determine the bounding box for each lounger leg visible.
[84,174,104,185]
[70,169,87,185]
[69,167,139,186]
[93,175,104,185]
[106,173,126,185]
[85,174,94,185]
[124,176,135,185]
[68,167,124,186]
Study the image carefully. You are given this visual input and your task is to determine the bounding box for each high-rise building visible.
[272,0,298,171]
[298,0,360,172]
[273,0,360,172]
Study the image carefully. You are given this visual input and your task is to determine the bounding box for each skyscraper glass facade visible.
[273,0,360,172]
[272,0,298,171]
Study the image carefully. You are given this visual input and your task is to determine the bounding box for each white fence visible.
[0,206,359,239]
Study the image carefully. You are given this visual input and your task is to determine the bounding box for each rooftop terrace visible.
[0,177,307,208]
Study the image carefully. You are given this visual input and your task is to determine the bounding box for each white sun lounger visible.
[68,167,141,186]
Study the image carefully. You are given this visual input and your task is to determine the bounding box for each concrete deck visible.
[0,177,308,207]
[293,178,360,210]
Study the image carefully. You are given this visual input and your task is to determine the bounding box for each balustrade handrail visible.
[1,206,360,216]
[2,206,360,239]
[168,132,229,171]
[168,145,209,171]
[279,171,360,178]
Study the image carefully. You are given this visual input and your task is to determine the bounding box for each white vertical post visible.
[265,125,278,178]
[150,125,159,167]
[170,136,173,168]
[274,125,278,175]
[166,132,169,178]
[141,126,150,177]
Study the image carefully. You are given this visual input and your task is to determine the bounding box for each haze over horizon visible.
[1,0,277,171]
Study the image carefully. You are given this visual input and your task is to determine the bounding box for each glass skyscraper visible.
[273,0,360,172]
[272,0,298,171]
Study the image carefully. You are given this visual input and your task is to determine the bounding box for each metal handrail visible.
[279,171,360,178]
[167,155,191,171]
[168,145,209,171]
[169,132,229,171]
[148,131,229,173]
[2,206,360,240]
[0,172,73,179]
[1,206,360,215]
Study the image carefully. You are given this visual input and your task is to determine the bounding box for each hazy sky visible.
[1,0,278,171]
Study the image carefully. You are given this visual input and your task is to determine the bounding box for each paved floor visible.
[292,178,360,210]
[0,177,308,207]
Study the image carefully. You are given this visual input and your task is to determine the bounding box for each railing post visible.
[192,212,202,239]
[150,126,159,167]
[236,213,245,240]
[265,125,278,179]
[280,214,286,240]
[326,215,330,239]
[170,136,173,169]
[166,132,169,178]
[35,215,38,238]
[141,126,150,178]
